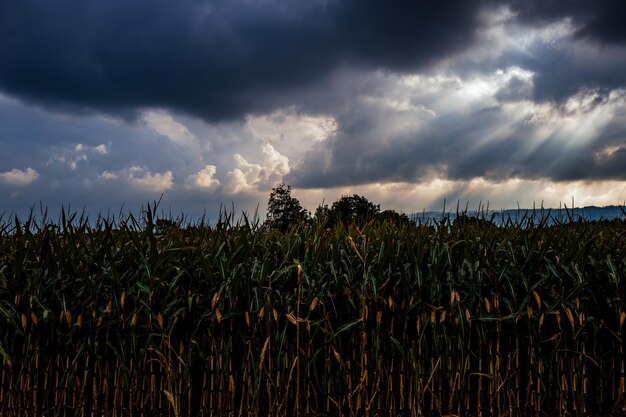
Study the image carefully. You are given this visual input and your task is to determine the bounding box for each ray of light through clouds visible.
[1,1,626,219]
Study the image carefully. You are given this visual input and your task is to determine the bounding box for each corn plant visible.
[0,206,625,416]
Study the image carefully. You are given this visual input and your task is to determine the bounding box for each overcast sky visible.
[2,1,626,219]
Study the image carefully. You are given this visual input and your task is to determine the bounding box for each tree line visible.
[264,183,411,232]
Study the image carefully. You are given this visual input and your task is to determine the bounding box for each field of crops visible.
[1,207,625,417]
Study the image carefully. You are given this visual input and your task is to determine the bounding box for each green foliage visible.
[314,196,411,227]
[316,194,380,226]
[376,209,413,226]
[0,206,625,416]
[264,183,310,232]
[155,218,179,234]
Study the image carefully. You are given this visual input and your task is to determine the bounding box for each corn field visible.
[1,207,625,417]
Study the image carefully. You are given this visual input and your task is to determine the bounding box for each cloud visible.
[507,0,626,44]
[287,68,626,188]
[142,110,198,148]
[2,1,626,219]
[223,144,289,194]
[246,107,336,144]
[185,164,220,191]
[291,177,626,214]
[442,6,626,107]
[0,0,485,121]
[509,40,626,104]
[100,166,174,193]
[48,142,110,170]
[0,167,39,186]
[128,167,174,192]
[98,171,118,181]
[76,143,109,155]
[1,2,625,122]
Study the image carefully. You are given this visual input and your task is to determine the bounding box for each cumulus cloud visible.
[223,144,289,194]
[246,108,337,143]
[98,171,118,181]
[127,167,174,192]
[185,165,220,191]
[99,166,174,193]
[0,167,39,186]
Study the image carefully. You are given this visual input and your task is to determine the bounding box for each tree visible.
[317,194,380,226]
[155,218,179,234]
[313,204,330,223]
[376,209,413,227]
[264,183,310,232]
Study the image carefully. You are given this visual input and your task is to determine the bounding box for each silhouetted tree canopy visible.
[267,187,412,230]
[265,183,310,232]
[316,194,380,226]
[376,209,413,227]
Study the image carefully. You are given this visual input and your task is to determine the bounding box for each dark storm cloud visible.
[495,77,533,102]
[286,108,511,188]
[4,0,626,214]
[0,0,483,121]
[3,1,625,121]
[287,86,626,189]
[496,43,626,104]
[443,1,626,107]
[507,0,626,44]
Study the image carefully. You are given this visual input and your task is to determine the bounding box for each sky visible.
[1,0,626,220]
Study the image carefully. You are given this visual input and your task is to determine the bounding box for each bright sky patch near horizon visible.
[1,1,626,219]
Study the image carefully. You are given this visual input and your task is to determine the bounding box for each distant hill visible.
[412,205,626,225]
